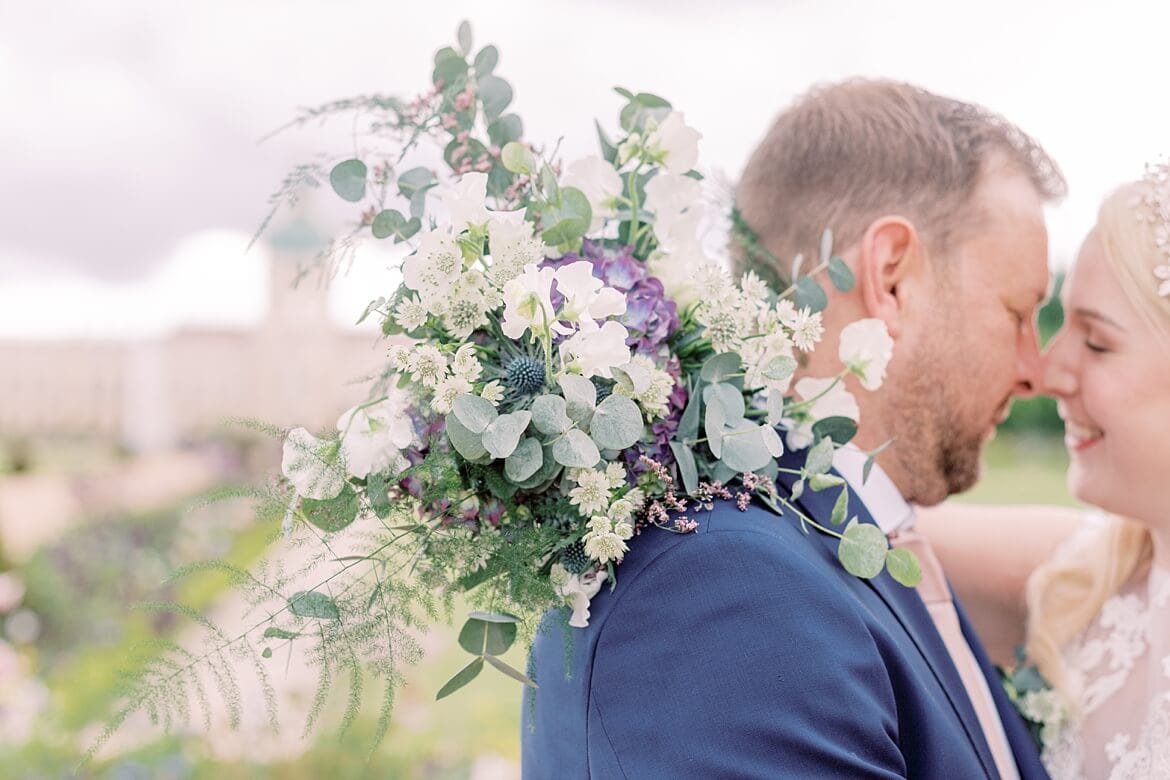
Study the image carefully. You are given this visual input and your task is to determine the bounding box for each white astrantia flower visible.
[742,331,796,395]
[645,111,701,174]
[407,345,448,387]
[487,209,545,286]
[582,515,630,564]
[402,228,463,310]
[789,307,825,352]
[562,155,623,232]
[553,261,627,328]
[605,461,626,489]
[431,374,474,415]
[452,344,482,382]
[281,427,345,500]
[393,294,428,331]
[644,171,703,225]
[838,318,894,391]
[608,498,635,524]
[739,270,770,306]
[569,469,612,516]
[438,171,489,232]
[613,353,676,419]
[561,320,632,379]
[443,274,490,339]
[480,379,504,405]
[624,487,646,510]
[550,563,608,628]
[337,396,415,479]
[387,344,412,370]
[783,377,860,451]
[500,264,557,340]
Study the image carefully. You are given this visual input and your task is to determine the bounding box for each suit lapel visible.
[774,448,1000,779]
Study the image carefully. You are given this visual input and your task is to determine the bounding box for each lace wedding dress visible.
[1041,561,1170,779]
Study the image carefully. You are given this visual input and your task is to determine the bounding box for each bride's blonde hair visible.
[1025,178,1170,699]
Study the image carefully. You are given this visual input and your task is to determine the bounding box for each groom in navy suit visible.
[522,80,1067,778]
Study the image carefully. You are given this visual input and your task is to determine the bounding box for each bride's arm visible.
[915,503,1084,667]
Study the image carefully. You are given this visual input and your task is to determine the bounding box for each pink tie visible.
[889,528,1020,780]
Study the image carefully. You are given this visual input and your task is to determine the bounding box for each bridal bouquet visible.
[92,21,918,757]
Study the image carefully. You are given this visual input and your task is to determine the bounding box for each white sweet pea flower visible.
[783,377,860,451]
[281,427,345,500]
[653,208,705,253]
[487,211,545,287]
[562,156,623,232]
[438,171,489,231]
[550,563,608,628]
[561,320,632,379]
[644,171,703,224]
[838,318,894,391]
[554,261,627,327]
[337,397,415,479]
[500,264,557,339]
[645,111,701,174]
[646,244,710,310]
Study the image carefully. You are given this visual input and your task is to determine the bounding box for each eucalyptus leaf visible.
[287,591,340,621]
[541,187,592,246]
[473,44,499,75]
[838,520,887,579]
[397,166,436,199]
[830,486,849,526]
[263,627,300,640]
[457,614,518,655]
[700,352,742,383]
[484,654,538,687]
[761,425,784,457]
[812,416,858,446]
[445,412,489,461]
[596,119,618,164]
[704,401,726,458]
[712,460,737,485]
[329,159,367,202]
[501,142,536,175]
[453,393,498,434]
[504,437,543,482]
[791,253,805,283]
[301,483,359,532]
[720,423,773,473]
[456,20,472,55]
[819,229,834,264]
[481,410,531,459]
[487,114,523,147]
[805,436,836,476]
[791,478,806,501]
[794,276,828,313]
[767,391,785,426]
[702,382,745,424]
[530,394,571,435]
[590,394,643,450]
[558,375,597,425]
[513,443,561,489]
[809,473,846,492]
[436,657,483,700]
[886,547,923,587]
[669,440,699,495]
[371,209,407,240]
[763,355,797,382]
[261,647,273,659]
[478,75,513,123]
[678,375,701,441]
[552,428,600,468]
[828,256,855,292]
[432,52,468,90]
[355,296,384,326]
[862,438,895,485]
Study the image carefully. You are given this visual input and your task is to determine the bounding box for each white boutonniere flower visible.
[838,318,894,391]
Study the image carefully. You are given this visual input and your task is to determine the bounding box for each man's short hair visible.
[734,79,1067,282]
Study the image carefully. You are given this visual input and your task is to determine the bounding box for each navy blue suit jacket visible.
[521,449,1049,779]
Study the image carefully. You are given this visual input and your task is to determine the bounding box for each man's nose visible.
[1014,322,1044,398]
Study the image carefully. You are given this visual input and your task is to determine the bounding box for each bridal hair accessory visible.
[1137,160,1170,297]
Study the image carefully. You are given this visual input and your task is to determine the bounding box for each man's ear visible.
[855,217,921,340]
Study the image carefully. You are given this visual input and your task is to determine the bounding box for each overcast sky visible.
[2,0,1168,337]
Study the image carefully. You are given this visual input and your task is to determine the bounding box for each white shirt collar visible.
[831,444,916,536]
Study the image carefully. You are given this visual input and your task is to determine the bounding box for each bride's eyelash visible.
[1085,341,1108,353]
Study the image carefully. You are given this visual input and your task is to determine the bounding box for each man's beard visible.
[888,333,986,505]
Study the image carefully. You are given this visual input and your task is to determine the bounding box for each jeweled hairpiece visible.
[1137,160,1170,297]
